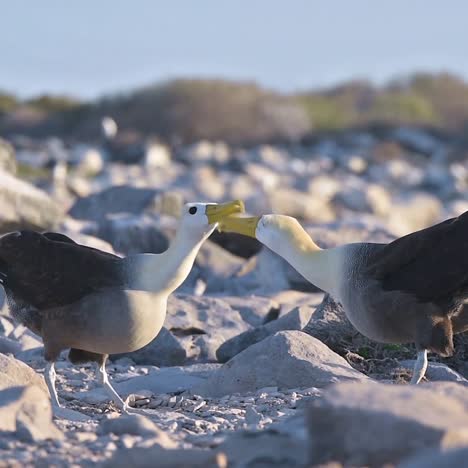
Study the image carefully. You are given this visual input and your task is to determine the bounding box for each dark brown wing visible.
[0,230,125,310]
[367,211,468,303]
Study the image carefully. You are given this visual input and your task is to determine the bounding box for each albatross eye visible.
[189,206,197,215]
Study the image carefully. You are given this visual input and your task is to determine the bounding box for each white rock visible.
[307,381,468,466]
[0,385,63,442]
[196,331,367,397]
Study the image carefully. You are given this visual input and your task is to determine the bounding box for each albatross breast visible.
[41,289,167,355]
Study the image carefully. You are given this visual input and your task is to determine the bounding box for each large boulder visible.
[0,169,63,233]
[217,305,314,362]
[195,331,368,397]
[0,385,63,441]
[0,353,47,394]
[307,381,468,466]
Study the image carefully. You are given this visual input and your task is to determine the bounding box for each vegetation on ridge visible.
[1,72,468,143]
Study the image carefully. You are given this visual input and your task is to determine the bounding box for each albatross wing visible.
[0,230,124,310]
[367,210,468,304]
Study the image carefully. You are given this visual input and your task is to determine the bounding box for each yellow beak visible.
[217,215,260,238]
[205,200,245,224]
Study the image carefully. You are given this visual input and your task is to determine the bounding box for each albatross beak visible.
[205,200,245,224]
[217,215,260,238]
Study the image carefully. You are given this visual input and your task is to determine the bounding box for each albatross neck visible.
[261,229,342,298]
[129,227,211,294]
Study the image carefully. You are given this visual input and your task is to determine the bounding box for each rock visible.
[0,137,16,174]
[218,429,307,467]
[217,305,314,362]
[268,188,335,222]
[112,327,186,367]
[399,361,468,384]
[192,167,226,199]
[92,213,170,255]
[302,294,357,350]
[0,169,63,233]
[194,240,245,294]
[143,141,171,168]
[76,364,218,404]
[0,385,63,441]
[0,336,22,355]
[387,192,443,237]
[166,295,250,362]
[196,331,367,397]
[307,381,468,466]
[99,414,176,444]
[219,296,280,327]
[104,446,225,468]
[0,316,14,336]
[400,446,468,468]
[392,127,443,156]
[69,185,182,221]
[70,145,105,175]
[333,183,391,216]
[0,353,48,394]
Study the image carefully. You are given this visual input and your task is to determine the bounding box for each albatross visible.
[218,210,468,384]
[0,200,244,415]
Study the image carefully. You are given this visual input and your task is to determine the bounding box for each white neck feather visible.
[127,226,214,294]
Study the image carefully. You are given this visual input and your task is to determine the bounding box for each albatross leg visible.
[45,361,61,407]
[410,349,428,384]
[96,355,129,413]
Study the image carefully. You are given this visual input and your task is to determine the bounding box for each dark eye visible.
[189,206,197,215]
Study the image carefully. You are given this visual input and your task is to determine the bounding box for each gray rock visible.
[0,138,16,174]
[99,414,175,443]
[0,385,63,441]
[302,294,357,349]
[0,353,48,394]
[92,213,170,255]
[217,305,313,362]
[195,240,245,294]
[218,429,307,467]
[267,188,335,223]
[0,316,14,336]
[166,295,250,363]
[387,192,443,237]
[196,331,367,397]
[219,295,280,327]
[0,169,63,233]
[0,336,22,355]
[76,364,218,404]
[104,446,224,468]
[69,185,162,221]
[399,360,468,384]
[307,381,468,466]
[112,327,186,367]
[400,447,468,468]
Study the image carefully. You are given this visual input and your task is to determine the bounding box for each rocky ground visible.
[0,125,468,467]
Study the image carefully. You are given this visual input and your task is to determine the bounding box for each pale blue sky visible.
[2,1,467,99]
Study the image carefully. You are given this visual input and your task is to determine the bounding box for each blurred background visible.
[1,0,468,261]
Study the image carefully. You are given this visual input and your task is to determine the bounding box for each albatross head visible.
[179,200,245,239]
[218,214,319,254]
